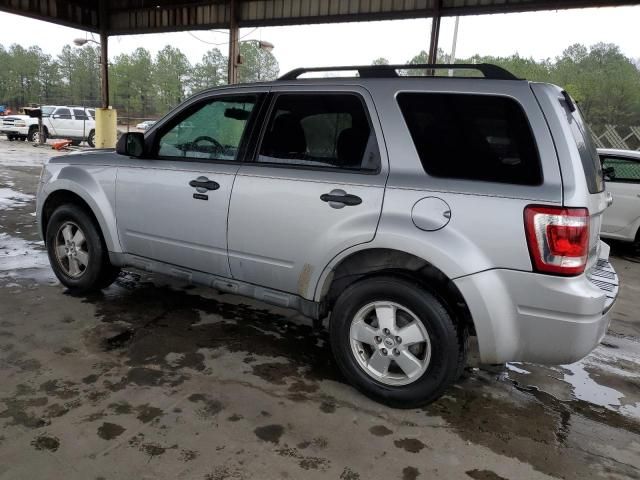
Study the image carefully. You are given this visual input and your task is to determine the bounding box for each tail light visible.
[524,205,590,276]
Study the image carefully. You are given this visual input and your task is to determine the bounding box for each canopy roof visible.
[0,0,638,35]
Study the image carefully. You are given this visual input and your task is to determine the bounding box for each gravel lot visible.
[0,139,639,480]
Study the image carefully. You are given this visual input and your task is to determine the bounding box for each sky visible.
[0,6,639,73]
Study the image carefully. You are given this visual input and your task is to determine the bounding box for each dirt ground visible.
[0,140,639,480]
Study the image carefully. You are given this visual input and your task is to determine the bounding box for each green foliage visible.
[458,43,640,128]
[238,41,279,83]
[1,40,638,128]
[0,41,281,117]
[372,57,389,66]
[191,48,227,92]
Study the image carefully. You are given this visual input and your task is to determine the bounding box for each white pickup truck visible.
[0,105,96,147]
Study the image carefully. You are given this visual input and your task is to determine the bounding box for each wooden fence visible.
[591,125,640,151]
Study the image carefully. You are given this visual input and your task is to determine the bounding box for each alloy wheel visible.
[349,301,432,386]
[54,221,89,278]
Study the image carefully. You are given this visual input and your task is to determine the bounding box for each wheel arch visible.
[40,181,120,254]
[317,248,475,336]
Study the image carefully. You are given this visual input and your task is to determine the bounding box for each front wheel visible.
[87,130,96,148]
[28,127,45,143]
[46,204,120,294]
[330,276,463,408]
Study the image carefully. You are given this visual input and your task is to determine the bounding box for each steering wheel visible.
[192,135,223,151]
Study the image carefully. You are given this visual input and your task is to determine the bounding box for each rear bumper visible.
[454,242,618,364]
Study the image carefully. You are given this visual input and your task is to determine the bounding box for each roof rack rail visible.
[278,63,519,81]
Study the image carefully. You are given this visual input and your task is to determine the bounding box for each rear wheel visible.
[330,276,463,408]
[46,204,120,293]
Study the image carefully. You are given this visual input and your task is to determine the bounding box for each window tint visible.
[602,156,640,183]
[397,93,542,185]
[88,109,95,118]
[54,108,72,119]
[157,95,256,161]
[73,109,88,120]
[257,93,379,171]
[42,106,54,117]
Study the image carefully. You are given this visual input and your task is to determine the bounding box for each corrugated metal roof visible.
[0,0,637,35]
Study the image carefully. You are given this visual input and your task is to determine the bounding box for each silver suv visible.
[36,64,619,407]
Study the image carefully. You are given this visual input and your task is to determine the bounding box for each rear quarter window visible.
[396,92,542,186]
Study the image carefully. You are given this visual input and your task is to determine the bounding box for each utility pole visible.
[228,0,239,84]
[428,0,442,65]
[448,16,460,77]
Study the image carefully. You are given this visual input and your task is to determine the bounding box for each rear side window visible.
[73,109,88,120]
[601,155,640,183]
[396,92,542,185]
[257,93,380,171]
[54,108,72,120]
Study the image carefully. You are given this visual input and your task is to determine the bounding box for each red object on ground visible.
[52,140,73,150]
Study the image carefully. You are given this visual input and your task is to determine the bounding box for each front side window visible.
[257,93,379,171]
[157,95,257,161]
[602,156,640,183]
[397,92,542,185]
[54,108,72,119]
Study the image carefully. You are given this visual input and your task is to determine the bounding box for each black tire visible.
[19,136,27,141]
[87,130,96,148]
[7,135,15,141]
[330,276,462,408]
[45,204,120,294]
[28,126,45,143]
[71,139,81,146]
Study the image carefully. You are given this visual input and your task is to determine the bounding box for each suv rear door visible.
[226,86,387,297]
[47,107,74,137]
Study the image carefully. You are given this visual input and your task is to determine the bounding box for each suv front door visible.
[115,90,265,276]
[227,87,387,298]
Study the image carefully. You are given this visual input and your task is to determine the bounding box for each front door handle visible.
[189,176,220,191]
[320,189,362,209]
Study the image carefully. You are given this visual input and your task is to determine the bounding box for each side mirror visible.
[116,132,145,157]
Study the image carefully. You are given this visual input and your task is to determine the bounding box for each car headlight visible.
[14,120,26,127]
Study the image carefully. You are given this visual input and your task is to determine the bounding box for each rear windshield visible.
[396,92,542,186]
[566,101,604,194]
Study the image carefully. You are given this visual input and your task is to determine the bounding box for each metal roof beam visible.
[1,0,639,36]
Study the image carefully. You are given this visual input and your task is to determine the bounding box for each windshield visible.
[41,106,54,117]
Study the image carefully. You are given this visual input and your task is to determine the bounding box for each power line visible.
[187,28,259,46]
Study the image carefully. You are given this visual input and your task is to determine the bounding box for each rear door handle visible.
[320,189,362,208]
[189,176,220,191]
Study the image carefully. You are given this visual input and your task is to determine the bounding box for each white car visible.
[136,120,156,131]
[599,148,640,244]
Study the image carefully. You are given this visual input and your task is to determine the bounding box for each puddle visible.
[0,188,33,211]
[505,337,640,421]
[0,233,49,272]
